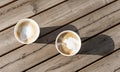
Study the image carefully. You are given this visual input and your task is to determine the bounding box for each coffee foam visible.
[63,37,79,52]
[19,24,33,42]
[58,32,79,55]
[15,19,39,44]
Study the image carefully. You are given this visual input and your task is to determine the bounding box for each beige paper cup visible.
[14,19,40,44]
[55,30,81,56]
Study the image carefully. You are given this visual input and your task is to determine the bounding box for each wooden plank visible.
[25,4,120,71]
[0,0,15,7]
[0,0,114,57]
[26,25,120,72]
[0,26,21,56]
[0,0,66,56]
[0,0,65,31]
[0,1,120,71]
[79,49,120,72]
[32,0,116,36]
[114,68,120,72]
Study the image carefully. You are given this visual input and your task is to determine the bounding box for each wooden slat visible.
[79,49,120,72]
[33,0,116,36]
[0,0,65,31]
[0,26,21,56]
[0,0,66,56]
[26,2,120,71]
[0,0,15,7]
[26,25,120,72]
[114,68,120,72]
[0,0,120,71]
[0,0,114,57]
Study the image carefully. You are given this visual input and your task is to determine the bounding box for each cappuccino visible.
[56,30,81,56]
[14,19,40,44]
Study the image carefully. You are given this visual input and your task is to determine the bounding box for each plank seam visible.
[24,23,120,72]
[0,0,17,8]
[76,48,120,72]
[0,44,25,57]
[75,23,120,71]
[78,8,120,32]
[114,67,120,72]
[0,0,118,70]
[0,0,68,32]
[0,44,48,69]
[23,53,60,72]
[0,1,30,16]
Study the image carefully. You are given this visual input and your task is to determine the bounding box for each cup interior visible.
[55,30,81,56]
[14,19,40,44]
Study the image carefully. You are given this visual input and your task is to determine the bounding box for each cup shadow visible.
[35,25,115,56]
[35,25,78,44]
[78,34,115,56]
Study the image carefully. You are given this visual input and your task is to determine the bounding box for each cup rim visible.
[14,19,40,44]
[55,30,81,56]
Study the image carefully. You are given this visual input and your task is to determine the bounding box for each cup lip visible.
[55,30,81,56]
[14,18,40,44]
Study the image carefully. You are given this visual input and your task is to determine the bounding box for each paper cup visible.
[55,30,81,56]
[14,19,40,44]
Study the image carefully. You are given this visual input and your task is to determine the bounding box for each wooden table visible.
[0,0,120,72]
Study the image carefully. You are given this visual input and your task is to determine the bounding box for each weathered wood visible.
[0,0,65,31]
[1,1,120,71]
[33,0,116,36]
[79,49,120,72]
[0,0,114,57]
[26,25,120,72]
[0,26,21,56]
[114,68,120,72]
[0,0,65,56]
[0,0,15,7]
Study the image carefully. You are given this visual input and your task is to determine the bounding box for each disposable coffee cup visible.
[55,30,81,56]
[14,19,40,44]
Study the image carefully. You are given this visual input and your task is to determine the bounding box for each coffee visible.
[56,31,80,56]
[14,19,40,44]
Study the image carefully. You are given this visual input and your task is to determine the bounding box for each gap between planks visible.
[1,1,120,72]
[0,0,118,69]
[23,1,120,70]
[0,0,116,58]
[0,0,68,57]
[24,1,120,71]
[0,0,17,8]
[77,48,120,72]
[25,19,120,72]
[25,23,120,72]
[76,48,120,72]
[0,0,119,71]
[0,0,67,32]
[25,24,120,71]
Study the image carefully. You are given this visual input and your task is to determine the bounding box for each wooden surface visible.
[0,0,120,72]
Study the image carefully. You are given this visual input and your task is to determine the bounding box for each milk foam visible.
[63,37,79,52]
[20,25,33,41]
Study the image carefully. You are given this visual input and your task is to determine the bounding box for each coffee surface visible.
[15,21,38,44]
[58,32,79,55]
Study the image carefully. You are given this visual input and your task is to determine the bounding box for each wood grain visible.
[26,24,120,72]
[0,0,120,71]
[79,49,120,72]
[114,67,120,72]
[33,0,116,36]
[0,0,15,7]
[0,0,65,31]
[0,26,21,56]
[25,2,120,71]
[0,0,114,57]
[0,0,65,56]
